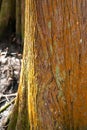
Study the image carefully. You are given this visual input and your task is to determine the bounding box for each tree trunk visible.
[21,0,25,41]
[16,0,25,41]
[0,0,25,40]
[0,0,15,38]
[8,0,87,130]
[16,0,21,38]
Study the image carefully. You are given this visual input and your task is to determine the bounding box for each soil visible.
[0,34,23,130]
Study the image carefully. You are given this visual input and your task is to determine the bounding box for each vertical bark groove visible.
[8,1,87,130]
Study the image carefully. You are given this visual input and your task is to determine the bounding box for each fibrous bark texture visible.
[8,0,87,130]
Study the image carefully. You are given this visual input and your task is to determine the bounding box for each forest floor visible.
[0,34,23,130]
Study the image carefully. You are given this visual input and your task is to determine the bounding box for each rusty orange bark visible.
[8,1,87,130]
